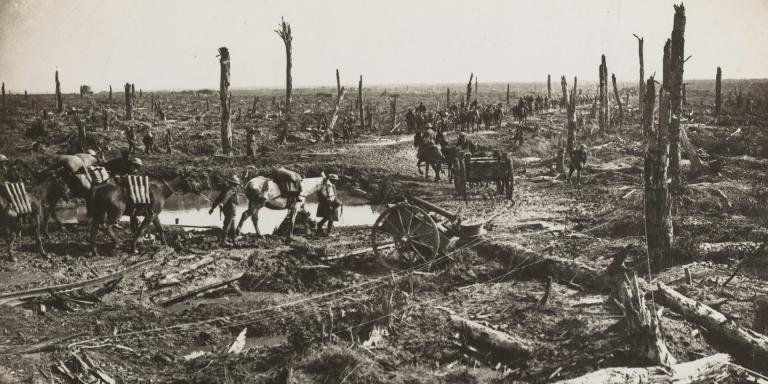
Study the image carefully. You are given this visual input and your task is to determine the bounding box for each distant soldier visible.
[405,107,416,131]
[125,125,137,154]
[142,129,155,153]
[568,144,589,186]
[164,127,173,154]
[315,174,342,236]
[456,132,477,153]
[209,174,240,246]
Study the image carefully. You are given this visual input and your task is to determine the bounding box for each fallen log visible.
[555,353,732,384]
[447,314,536,357]
[158,256,214,286]
[158,273,244,307]
[1,332,85,355]
[0,259,153,306]
[656,282,768,364]
[475,241,611,291]
[697,241,760,262]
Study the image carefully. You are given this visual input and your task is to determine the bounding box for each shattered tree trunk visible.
[1,82,4,116]
[276,17,292,116]
[669,3,686,189]
[657,282,768,364]
[124,83,132,120]
[55,70,63,114]
[616,273,677,366]
[506,83,510,106]
[635,35,645,113]
[611,74,623,125]
[644,73,674,271]
[390,95,397,132]
[108,85,112,101]
[218,47,233,155]
[598,55,609,132]
[565,77,577,170]
[76,119,86,152]
[474,76,478,97]
[560,76,568,107]
[358,75,364,132]
[336,69,341,98]
[547,74,552,101]
[446,88,450,107]
[447,314,536,357]
[465,73,473,104]
[715,67,722,117]
[680,126,707,176]
[327,88,345,144]
[102,109,109,130]
[556,354,733,384]
[131,84,135,101]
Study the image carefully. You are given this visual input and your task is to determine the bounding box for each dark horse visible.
[414,131,444,181]
[88,174,201,256]
[0,193,46,262]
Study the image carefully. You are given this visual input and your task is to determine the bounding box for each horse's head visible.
[319,173,339,202]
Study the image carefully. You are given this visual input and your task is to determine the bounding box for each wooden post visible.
[634,35,645,112]
[612,73,623,125]
[715,67,722,117]
[358,75,364,132]
[275,17,292,116]
[218,47,233,155]
[669,3,686,190]
[55,70,63,114]
[336,69,341,98]
[645,41,675,272]
[124,83,132,120]
[547,74,552,101]
[466,73,473,104]
[327,87,346,144]
[506,84,510,106]
[108,85,112,101]
[76,118,86,152]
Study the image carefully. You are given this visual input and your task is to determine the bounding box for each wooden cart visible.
[370,196,485,268]
[452,150,513,201]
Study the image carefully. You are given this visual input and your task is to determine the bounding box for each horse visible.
[414,130,444,181]
[493,106,505,129]
[482,106,494,130]
[40,172,92,237]
[512,104,528,123]
[235,173,338,238]
[88,174,202,256]
[0,193,46,262]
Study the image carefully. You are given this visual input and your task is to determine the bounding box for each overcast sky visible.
[0,0,766,93]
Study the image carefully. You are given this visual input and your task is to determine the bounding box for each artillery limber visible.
[370,195,486,268]
[452,150,513,201]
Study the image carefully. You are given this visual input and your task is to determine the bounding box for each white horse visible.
[236,173,337,237]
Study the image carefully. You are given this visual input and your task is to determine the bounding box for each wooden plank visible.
[158,273,244,306]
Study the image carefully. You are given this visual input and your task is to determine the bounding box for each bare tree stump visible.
[102,109,109,131]
[634,34,645,113]
[336,69,341,98]
[715,67,722,117]
[358,75,364,132]
[108,84,112,101]
[275,17,293,116]
[327,88,345,144]
[124,83,132,120]
[446,88,450,107]
[755,296,768,334]
[560,75,568,107]
[465,73,473,104]
[669,3,686,189]
[218,47,233,155]
[566,77,577,164]
[547,74,552,103]
[598,55,609,131]
[506,83,510,106]
[474,76,478,97]
[55,70,63,114]
[611,73,623,126]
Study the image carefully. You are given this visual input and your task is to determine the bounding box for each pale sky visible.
[1,0,766,93]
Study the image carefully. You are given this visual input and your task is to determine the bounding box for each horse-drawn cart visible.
[453,150,513,201]
[370,196,485,268]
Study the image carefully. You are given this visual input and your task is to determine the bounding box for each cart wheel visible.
[371,203,440,269]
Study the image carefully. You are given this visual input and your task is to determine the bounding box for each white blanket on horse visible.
[0,182,32,215]
[244,176,325,209]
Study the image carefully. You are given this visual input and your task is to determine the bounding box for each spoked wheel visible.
[371,203,440,270]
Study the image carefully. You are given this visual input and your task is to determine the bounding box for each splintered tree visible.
[645,39,675,272]
[598,55,609,131]
[55,70,63,113]
[1,82,4,115]
[668,3,686,189]
[506,84,510,106]
[560,76,567,107]
[612,74,623,125]
[715,67,722,117]
[466,73,473,104]
[446,88,450,106]
[327,88,346,144]
[474,76,478,97]
[218,47,233,155]
[124,83,132,120]
[547,74,552,101]
[276,17,293,116]
[358,75,364,131]
[565,77,578,168]
[634,34,645,112]
[108,85,112,101]
[336,69,341,97]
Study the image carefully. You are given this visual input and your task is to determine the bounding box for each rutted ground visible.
[0,89,766,383]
